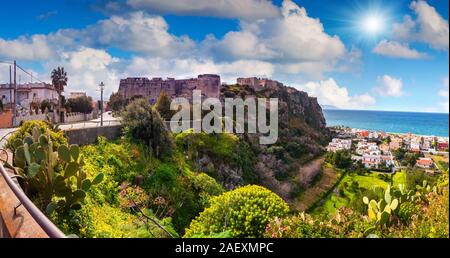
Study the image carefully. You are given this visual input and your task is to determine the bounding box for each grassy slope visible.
[293,163,341,211]
[314,170,407,215]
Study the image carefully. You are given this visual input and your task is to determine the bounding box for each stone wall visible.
[65,112,93,123]
[118,74,221,103]
[64,125,122,146]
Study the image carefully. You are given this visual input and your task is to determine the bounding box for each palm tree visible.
[51,67,68,94]
[51,67,68,121]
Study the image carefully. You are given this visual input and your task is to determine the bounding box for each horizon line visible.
[322,107,449,115]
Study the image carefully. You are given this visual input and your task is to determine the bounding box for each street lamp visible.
[99,82,105,126]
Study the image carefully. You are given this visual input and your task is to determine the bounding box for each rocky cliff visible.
[182,82,330,200]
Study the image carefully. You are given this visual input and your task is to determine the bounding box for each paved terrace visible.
[0,113,120,238]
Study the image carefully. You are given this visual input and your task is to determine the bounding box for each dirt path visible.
[291,160,339,211]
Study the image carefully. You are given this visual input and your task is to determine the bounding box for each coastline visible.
[323,109,449,138]
[328,125,449,140]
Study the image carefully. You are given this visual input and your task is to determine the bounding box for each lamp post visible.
[99,82,105,126]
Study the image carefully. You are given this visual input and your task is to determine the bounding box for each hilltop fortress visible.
[118,74,221,103]
[118,75,283,102]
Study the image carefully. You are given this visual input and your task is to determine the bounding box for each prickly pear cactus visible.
[362,185,399,227]
[12,126,104,215]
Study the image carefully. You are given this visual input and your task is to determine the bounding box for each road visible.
[0,112,120,147]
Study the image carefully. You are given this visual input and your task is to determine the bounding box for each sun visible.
[362,14,384,35]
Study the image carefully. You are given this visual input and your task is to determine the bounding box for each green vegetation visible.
[65,95,94,114]
[40,99,53,113]
[154,91,174,121]
[6,98,447,239]
[6,120,67,153]
[9,126,103,214]
[325,150,352,169]
[108,92,127,113]
[265,179,448,238]
[122,99,174,159]
[184,185,289,238]
[175,129,256,183]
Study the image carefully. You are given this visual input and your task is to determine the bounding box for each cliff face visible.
[184,83,331,200]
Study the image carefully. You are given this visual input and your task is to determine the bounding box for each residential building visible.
[326,138,352,152]
[416,158,434,169]
[437,138,449,151]
[0,82,59,110]
[389,137,403,150]
[68,92,87,99]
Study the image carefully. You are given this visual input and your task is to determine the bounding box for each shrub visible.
[122,99,174,159]
[65,95,93,114]
[6,120,67,153]
[154,91,174,121]
[108,92,127,113]
[326,150,352,169]
[264,208,366,238]
[184,185,289,238]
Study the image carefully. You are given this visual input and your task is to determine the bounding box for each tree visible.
[108,92,126,113]
[40,99,53,113]
[394,148,407,161]
[122,98,174,159]
[51,67,68,94]
[51,67,68,112]
[154,91,173,120]
[65,96,94,114]
[184,185,289,238]
[326,150,352,169]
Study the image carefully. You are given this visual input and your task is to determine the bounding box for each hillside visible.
[180,82,332,201]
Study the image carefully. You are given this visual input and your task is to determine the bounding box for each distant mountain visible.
[321,105,339,110]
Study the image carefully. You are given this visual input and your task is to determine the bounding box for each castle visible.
[118,74,221,103]
[117,75,283,103]
[236,77,280,92]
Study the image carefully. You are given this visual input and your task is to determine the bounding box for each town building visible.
[326,138,352,152]
[409,137,422,152]
[118,74,221,104]
[437,138,449,151]
[415,157,434,169]
[0,82,59,110]
[389,137,403,150]
[422,136,434,150]
[68,92,87,99]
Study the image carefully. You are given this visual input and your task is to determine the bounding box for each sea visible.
[323,109,449,137]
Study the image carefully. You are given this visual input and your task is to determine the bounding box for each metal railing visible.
[61,119,121,130]
[0,162,66,238]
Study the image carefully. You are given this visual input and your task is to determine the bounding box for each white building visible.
[68,92,87,99]
[327,138,352,152]
[0,82,59,109]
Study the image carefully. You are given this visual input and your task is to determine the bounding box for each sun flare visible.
[362,14,383,34]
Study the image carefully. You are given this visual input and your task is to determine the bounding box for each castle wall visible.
[118,74,221,103]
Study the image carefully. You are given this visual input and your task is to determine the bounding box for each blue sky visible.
[0,0,448,113]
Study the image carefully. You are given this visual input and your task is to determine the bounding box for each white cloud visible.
[125,0,280,20]
[68,11,195,57]
[204,0,349,78]
[0,0,361,102]
[374,75,404,97]
[0,35,54,61]
[373,40,428,59]
[125,57,274,84]
[393,0,449,51]
[296,78,376,109]
[44,47,120,99]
